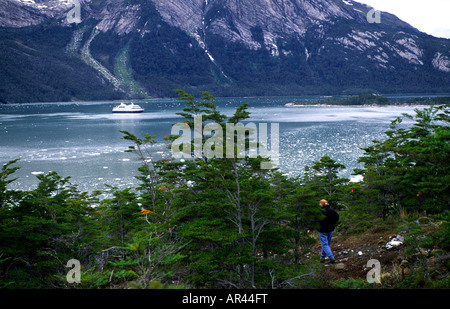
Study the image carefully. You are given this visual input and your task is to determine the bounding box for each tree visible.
[0,159,22,209]
[398,105,450,213]
[120,90,294,288]
[280,176,323,264]
[99,187,141,248]
[356,139,402,218]
[357,105,450,217]
[0,171,93,288]
[303,156,349,209]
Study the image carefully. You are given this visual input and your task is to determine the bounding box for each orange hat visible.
[320,199,329,206]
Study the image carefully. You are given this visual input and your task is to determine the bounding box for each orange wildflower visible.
[141,209,154,215]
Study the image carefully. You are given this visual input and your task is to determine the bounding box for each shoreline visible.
[285,103,437,108]
[2,93,450,105]
[285,94,450,108]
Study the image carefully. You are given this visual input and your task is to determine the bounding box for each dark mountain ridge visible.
[1,0,450,103]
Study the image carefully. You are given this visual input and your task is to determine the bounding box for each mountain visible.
[1,0,450,103]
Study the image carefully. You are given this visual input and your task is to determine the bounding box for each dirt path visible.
[308,230,409,282]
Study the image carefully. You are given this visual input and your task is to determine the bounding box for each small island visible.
[286,94,450,107]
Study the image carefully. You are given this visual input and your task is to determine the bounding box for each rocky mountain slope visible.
[1,0,450,103]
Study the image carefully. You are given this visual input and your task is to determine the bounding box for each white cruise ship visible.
[112,102,144,113]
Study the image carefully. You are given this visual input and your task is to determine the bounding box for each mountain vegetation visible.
[1,91,449,289]
[0,23,122,103]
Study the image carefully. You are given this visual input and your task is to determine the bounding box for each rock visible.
[418,217,432,224]
[386,235,405,250]
[395,234,405,242]
[381,272,392,281]
[432,53,450,73]
[386,240,402,250]
[335,263,345,270]
[0,0,66,27]
[396,255,406,262]
[415,249,430,256]
[152,0,353,51]
[358,251,363,256]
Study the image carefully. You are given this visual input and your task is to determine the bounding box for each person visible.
[308,199,339,263]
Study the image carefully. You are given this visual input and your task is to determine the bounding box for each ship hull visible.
[112,110,144,113]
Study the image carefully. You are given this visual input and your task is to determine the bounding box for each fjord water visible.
[0,97,424,193]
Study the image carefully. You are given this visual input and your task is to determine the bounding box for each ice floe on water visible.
[65,112,182,121]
